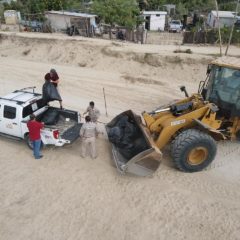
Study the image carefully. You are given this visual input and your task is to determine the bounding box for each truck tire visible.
[171,129,217,172]
[25,134,43,150]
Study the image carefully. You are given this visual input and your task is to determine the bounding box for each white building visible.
[4,10,20,25]
[45,11,97,31]
[207,11,237,28]
[143,11,167,31]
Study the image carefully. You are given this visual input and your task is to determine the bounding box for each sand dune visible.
[0,32,240,240]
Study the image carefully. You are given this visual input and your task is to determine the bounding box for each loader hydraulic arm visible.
[143,104,218,150]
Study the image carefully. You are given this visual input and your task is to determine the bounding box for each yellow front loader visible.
[106,57,240,176]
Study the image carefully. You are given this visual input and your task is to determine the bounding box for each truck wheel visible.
[171,129,217,172]
[25,134,43,150]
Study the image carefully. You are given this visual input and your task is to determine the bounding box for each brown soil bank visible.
[0,32,211,80]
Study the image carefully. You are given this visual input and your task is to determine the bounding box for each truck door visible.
[0,105,21,137]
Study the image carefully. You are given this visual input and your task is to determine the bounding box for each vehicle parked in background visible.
[21,20,43,32]
[235,19,240,32]
[169,20,183,33]
[0,87,81,149]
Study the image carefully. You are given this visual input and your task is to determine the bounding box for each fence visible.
[145,32,183,45]
[74,24,183,45]
[67,22,147,44]
[183,31,217,44]
[183,30,240,44]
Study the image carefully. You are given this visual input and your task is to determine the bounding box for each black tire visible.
[171,129,217,172]
[25,134,43,150]
[69,26,74,36]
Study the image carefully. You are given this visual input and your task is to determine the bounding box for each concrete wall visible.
[45,14,71,31]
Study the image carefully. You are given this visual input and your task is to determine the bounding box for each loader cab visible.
[204,62,240,117]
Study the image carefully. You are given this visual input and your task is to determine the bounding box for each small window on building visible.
[4,106,16,119]
[156,14,160,17]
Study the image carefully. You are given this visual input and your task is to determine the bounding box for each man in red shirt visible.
[27,114,44,159]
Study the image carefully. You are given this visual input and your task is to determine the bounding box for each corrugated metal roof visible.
[211,57,240,70]
[45,10,97,18]
[211,11,235,18]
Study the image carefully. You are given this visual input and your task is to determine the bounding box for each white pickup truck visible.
[0,87,81,148]
[169,20,182,33]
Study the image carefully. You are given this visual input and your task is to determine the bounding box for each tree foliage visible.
[139,0,237,13]
[1,0,239,25]
[2,0,76,14]
[3,0,240,13]
[92,0,140,27]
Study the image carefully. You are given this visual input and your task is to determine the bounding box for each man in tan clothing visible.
[83,101,100,123]
[80,116,99,159]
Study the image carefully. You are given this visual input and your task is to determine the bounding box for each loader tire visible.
[171,129,217,172]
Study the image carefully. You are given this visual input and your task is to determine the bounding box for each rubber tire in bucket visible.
[171,129,217,172]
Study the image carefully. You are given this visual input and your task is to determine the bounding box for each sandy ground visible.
[0,32,240,240]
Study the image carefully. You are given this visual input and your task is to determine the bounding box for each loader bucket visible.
[106,110,162,176]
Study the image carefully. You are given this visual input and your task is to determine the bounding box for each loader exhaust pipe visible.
[148,108,171,115]
[180,86,189,97]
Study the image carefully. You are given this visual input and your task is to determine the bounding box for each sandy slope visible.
[0,32,240,240]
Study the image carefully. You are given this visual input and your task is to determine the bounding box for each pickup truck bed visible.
[37,107,81,145]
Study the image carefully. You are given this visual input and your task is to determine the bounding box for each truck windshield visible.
[171,21,180,24]
[22,98,46,118]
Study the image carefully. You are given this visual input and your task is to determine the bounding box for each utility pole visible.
[215,0,222,56]
[225,0,240,56]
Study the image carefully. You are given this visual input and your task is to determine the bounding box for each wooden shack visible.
[45,11,97,34]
